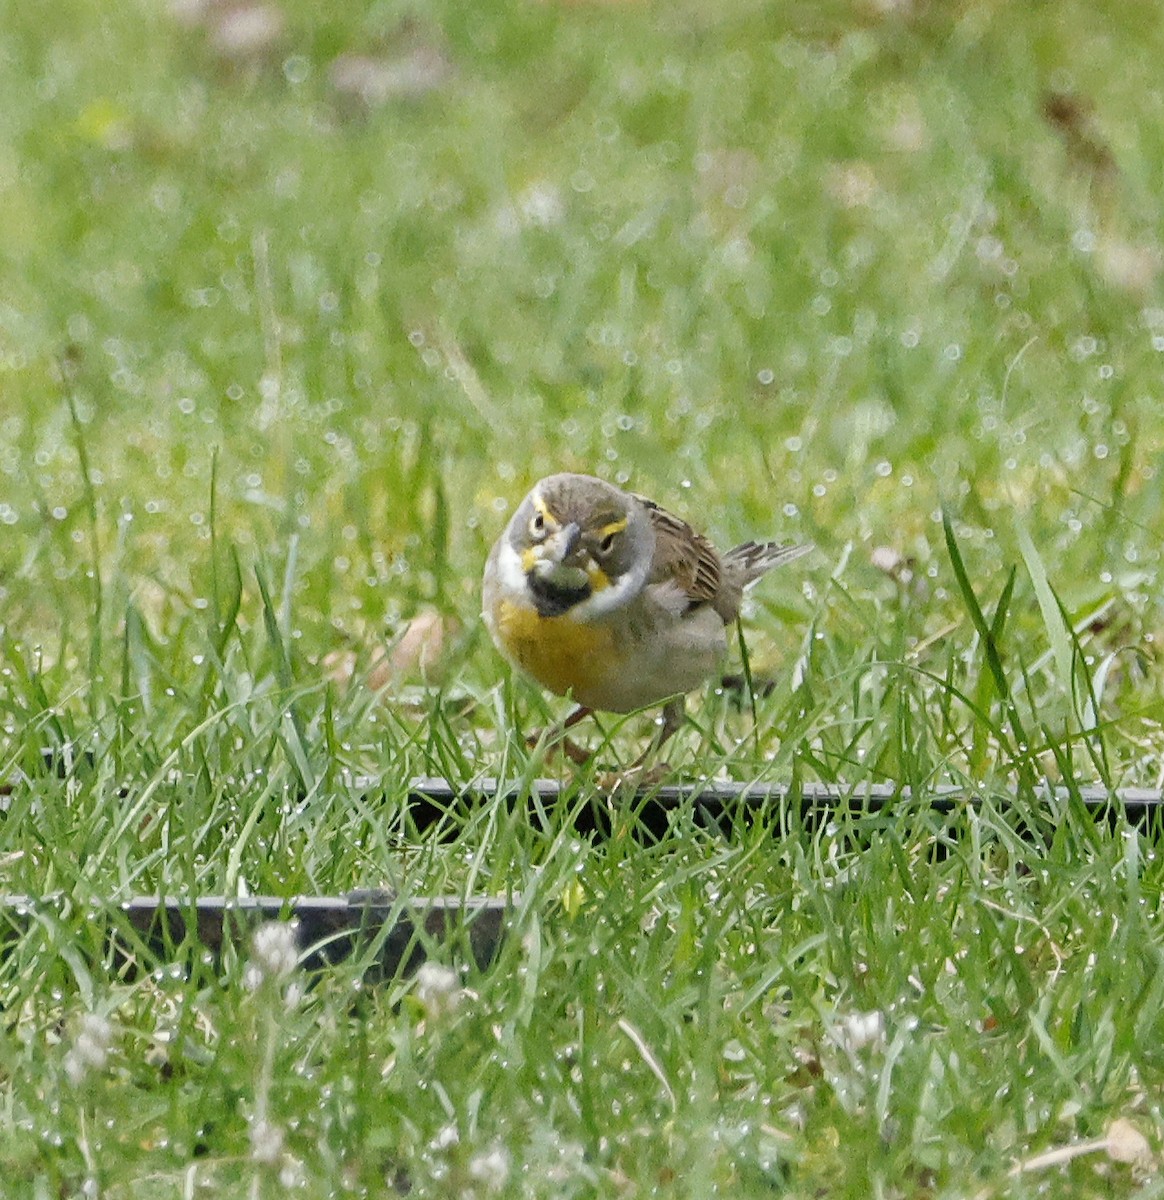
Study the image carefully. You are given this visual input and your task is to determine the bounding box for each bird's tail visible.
[723,540,812,588]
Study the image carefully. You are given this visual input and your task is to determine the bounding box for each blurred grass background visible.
[4,0,1162,645]
[2,1,1164,1195]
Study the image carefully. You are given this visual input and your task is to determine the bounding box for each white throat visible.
[567,570,641,621]
[500,537,646,622]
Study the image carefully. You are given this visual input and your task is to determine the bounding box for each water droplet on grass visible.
[283,55,309,83]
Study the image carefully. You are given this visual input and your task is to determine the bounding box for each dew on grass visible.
[282,54,309,84]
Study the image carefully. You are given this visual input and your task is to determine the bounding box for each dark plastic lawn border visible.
[1,775,1158,980]
[0,890,508,979]
[404,775,1164,838]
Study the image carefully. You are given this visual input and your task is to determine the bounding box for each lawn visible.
[1,0,1163,1195]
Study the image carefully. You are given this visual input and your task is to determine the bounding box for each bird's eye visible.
[598,531,617,555]
[529,511,547,538]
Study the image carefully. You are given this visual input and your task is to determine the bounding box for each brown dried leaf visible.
[323,610,457,692]
[1106,1118,1153,1169]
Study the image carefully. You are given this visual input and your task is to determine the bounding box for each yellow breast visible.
[491,598,615,699]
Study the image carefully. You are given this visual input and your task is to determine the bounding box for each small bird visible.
[482,473,810,766]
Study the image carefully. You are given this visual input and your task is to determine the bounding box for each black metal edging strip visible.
[0,891,509,978]
[2,777,1159,981]
[403,776,1164,835]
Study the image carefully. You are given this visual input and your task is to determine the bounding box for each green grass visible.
[2,0,1164,1194]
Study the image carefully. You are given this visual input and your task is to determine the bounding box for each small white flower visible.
[64,1013,114,1084]
[249,1117,285,1165]
[246,921,300,986]
[431,1123,460,1151]
[414,961,461,1019]
[278,1156,307,1187]
[468,1145,510,1191]
[835,1009,885,1052]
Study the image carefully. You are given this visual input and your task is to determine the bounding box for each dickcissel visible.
[482,473,810,765]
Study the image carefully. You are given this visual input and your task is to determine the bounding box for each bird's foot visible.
[597,761,674,793]
[525,729,593,766]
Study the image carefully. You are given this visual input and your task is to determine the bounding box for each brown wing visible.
[636,495,737,619]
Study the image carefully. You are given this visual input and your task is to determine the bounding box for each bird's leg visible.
[558,704,595,765]
[526,704,594,765]
[640,697,685,767]
[600,698,685,790]
[563,704,594,731]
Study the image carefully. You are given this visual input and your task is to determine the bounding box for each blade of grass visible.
[942,508,1008,700]
[1014,521,1074,703]
[67,393,103,708]
[943,509,1037,785]
[255,564,316,795]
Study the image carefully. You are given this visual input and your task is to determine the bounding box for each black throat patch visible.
[528,572,592,617]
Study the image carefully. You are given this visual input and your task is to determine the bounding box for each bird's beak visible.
[530,522,589,590]
[544,522,581,564]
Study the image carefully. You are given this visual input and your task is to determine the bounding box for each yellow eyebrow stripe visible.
[598,517,627,539]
